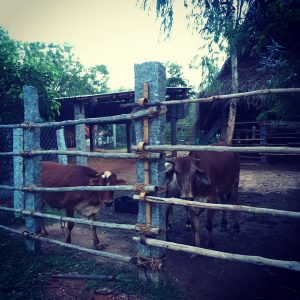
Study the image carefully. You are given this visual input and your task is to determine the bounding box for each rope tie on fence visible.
[20,150,33,158]
[134,183,146,193]
[135,254,165,271]
[135,223,156,236]
[22,230,42,240]
[23,185,36,192]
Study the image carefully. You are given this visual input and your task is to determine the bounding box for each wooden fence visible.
[0,62,300,274]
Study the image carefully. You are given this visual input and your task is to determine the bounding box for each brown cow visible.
[41,161,126,249]
[166,145,240,248]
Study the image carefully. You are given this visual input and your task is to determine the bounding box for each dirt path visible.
[42,159,300,299]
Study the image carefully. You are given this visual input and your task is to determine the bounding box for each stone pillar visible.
[56,127,68,165]
[74,103,87,166]
[13,128,24,216]
[134,62,167,267]
[23,85,42,252]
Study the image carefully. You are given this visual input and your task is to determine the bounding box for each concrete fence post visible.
[13,128,24,216]
[74,103,87,166]
[23,85,42,252]
[134,62,167,278]
[56,127,68,164]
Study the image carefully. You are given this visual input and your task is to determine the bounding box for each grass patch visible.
[0,232,185,300]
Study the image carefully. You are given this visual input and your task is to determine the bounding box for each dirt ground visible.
[41,157,300,300]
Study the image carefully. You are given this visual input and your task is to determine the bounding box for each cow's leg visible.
[185,210,192,229]
[66,209,74,244]
[187,207,201,248]
[166,204,173,230]
[166,204,173,242]
[206,209,215,248]
[230,182,240,232]
[40,203,48,236]
[220,195,228,231]
[88,213,105,250]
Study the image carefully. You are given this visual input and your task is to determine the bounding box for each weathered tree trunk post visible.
[126,122,132,153]
[74,103,87,166]
[13,128,24,216]
[23,85,42,252]
[134,62,166,280]
[226,44,239,145]
[56,127,68,164]
[89,124,95,152]
[170,105,177,157]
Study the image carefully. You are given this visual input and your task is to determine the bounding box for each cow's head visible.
[90,171,127,207]
[166,156,211,201]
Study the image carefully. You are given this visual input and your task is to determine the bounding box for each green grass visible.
[0,231,186,300]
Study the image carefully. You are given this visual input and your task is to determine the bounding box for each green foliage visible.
[139,0,250,88]
[0,27,110,124]
[0,232,186,300]
[164,61,189,87]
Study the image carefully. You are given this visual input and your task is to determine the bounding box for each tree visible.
[139,0,252,144]
[0,27,110,124]
[165,61,189,87]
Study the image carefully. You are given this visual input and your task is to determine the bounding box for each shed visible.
[57,87,191,152]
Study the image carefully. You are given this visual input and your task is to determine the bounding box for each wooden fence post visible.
[56,127,68,164]
[23,85,42,252]
[74,103,87,166]
[134,62,167,279]
[13,128,24,216]
[260,122,267,164]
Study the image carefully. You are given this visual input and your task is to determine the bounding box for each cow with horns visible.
[40,161,126,249]
[165,144,240,248]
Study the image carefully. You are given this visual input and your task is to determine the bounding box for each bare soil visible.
[42,157,300,300]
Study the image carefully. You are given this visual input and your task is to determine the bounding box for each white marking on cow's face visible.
[102,171,112,179]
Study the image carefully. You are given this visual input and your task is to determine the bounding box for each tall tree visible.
[0,27,110,123]
[139,0,252,144]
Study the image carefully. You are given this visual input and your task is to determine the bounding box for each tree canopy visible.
[0,27,110,124]
[140,0,300,121]
[165,62,189,87]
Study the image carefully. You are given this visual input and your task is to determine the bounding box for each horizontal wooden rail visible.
[0,184,158,193]
[0,150,163,160]
[132,195,300,219]
[0,224,133,263]
[131,144,300,154]
[0,206,160,234]
[0,106,166,129]
[133,237,300,272]
[120,88,300,108]
[160,88,300,106]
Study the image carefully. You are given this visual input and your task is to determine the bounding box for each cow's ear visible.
[165,163,174,178]
[195,168,211,186]
[89,177,99,186]
[117,179,127,185]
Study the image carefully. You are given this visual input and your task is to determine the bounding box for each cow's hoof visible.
[94,243,107,251]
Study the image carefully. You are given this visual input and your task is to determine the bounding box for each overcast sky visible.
[0,0,209,90]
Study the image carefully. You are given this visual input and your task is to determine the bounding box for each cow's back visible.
[41,161,98,209]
